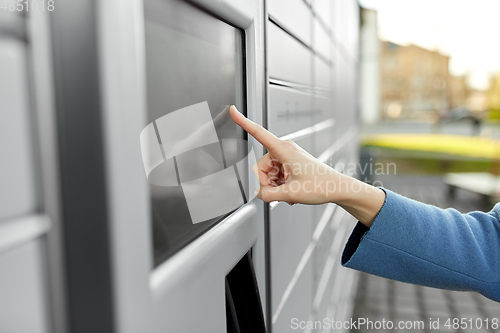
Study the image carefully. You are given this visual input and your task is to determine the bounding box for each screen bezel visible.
[143,0,248,266]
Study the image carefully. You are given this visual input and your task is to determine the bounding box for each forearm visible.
[342,187,500,301]
[332,174,386,228]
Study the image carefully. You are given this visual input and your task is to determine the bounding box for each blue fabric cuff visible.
[339,185,500,300]
[341,187,392,267]
[341,187,388,267]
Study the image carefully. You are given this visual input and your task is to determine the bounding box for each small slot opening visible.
[225,251,266,333]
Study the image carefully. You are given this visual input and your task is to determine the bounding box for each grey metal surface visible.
[314,55,332,90]
[29,9,69,332]
[314,94,332,124]
[268,22,312,85]
[95,0,268,331]
[268,85,313,137]
[266,6,361,331]
[273,252,313,332]
[316,125,334,157]
[0,37,37,222]
[0,215,50,255]
[0,11,26,41]
[0,7,65,333]
[313,18,331,61]
[0,239,49,333]
[270,202,313,314]
[267,0,312,46]
[50,1,116,332]
[313,0,332,30]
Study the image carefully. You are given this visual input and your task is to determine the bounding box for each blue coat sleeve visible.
[341,187,500,301]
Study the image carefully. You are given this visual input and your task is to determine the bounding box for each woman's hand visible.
[230,105,386,227]
[230,105,341,205]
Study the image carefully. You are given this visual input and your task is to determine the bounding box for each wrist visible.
[332,175,386,227]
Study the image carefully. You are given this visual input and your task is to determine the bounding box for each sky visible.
[359,0,500,90]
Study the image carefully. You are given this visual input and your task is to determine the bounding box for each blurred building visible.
[448,75,470,110]
[359,7,380,124]
[380,41,470,120]
[487,72,500,119]
[467,89,488,113]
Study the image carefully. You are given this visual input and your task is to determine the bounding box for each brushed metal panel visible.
[314,18,330,61]
[316,263,335,321]
[312,204,327,231]
[268,23,312,85]
[269,85,313,137]
[0,38,37,221]
[270,202,312,314]
[345,0,360,60]
[316,125,334,159]
[314,0,332,29]
[272,252,313,332]
[314,55,331,90]
[333,0,346,49]
[314,94,331,124]
[314,96,334,159]
[268,0,312,46]
[0,215,50,255]
[0,11,26,40]
[0,240,49,333]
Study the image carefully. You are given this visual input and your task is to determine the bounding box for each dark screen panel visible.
[144,0,246,266]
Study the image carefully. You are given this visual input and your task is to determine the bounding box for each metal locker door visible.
[0,8,67,333]
[50,0,267,332]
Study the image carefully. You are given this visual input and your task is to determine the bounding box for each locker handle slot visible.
[225,251,266,333]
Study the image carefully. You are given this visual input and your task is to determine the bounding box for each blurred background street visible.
[358,0,500,193]
[354,0,500,331]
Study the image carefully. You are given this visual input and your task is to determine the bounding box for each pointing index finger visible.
[230,105,281,152]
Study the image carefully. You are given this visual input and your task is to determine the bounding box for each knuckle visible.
[256,159,265,169]
[283,139,297,150]
[260,190,270,202]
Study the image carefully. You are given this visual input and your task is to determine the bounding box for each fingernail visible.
[254,188,259,197]
[232,105,246,118]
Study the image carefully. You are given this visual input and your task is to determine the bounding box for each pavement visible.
[350,175,500,333]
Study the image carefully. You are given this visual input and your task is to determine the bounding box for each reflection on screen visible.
[144,0,246,266]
